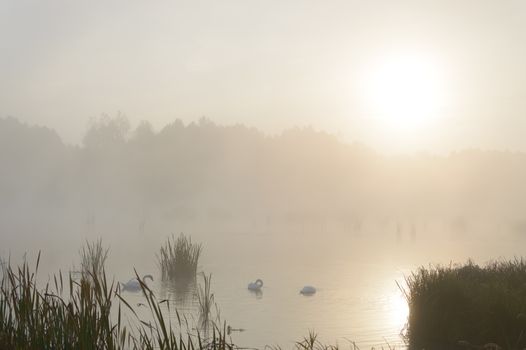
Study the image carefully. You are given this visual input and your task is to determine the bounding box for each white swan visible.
[247,279,263,291]
[121,275,154,292]
[300,286,316,295]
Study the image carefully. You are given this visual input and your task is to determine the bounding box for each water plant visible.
[0,252,124,349]
[79,238,109,279]
[294,331,338,350]
[404,259,526,350]
[158,234,202,281]
[0,252,232,350]
[0,256,6,278]
[197,273,215,331]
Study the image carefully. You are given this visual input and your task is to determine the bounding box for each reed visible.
[158,234,202,281]
[80,238,109,279]
[294,331,338,350]
[0,256,6,278]
[0,252,124,349]
[197,273,215,331]
[0,253,231,350]
[404,259,526,350]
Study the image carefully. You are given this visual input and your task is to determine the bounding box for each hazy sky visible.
[1,0,526,153]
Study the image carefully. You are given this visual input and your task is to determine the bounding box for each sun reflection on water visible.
[388,291,409,331]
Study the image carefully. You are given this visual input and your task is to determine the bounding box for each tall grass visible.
[0,256,6,278]
[158,234,202,281]
[80,238,109,279]
[197,273,215,331]
[404,259,526,350]
[0,253,232,350]
[293,331,338,350]
[0,252,124,349]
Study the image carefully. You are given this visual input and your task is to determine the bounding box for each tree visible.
[82,114,130,149]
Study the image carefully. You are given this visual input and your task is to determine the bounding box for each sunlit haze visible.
[2,0,526,153]
[363,54,445,132]
[2,2,526,349]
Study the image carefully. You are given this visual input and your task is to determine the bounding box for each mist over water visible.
[2,116,526,348]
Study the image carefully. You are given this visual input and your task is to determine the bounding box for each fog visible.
[3,115,526,347]
[3,0,526,153]
[3,1,526,347]
[2,115,526,258]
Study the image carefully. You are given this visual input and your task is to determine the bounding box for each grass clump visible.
[405,259,526,350]
[158,234,202,281]
[293,331,338,350]
[80,238,109,279]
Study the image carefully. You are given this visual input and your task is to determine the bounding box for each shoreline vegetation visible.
[404,259,526,350]
[0,251,232,350]
[0,253,361,350]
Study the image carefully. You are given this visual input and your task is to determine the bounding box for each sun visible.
[363,54,445,133]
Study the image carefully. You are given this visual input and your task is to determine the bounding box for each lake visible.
[2,215,524,349]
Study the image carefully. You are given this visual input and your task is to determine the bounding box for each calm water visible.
[118,228,411,349]
[4,218,526,349]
